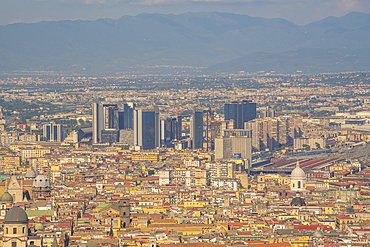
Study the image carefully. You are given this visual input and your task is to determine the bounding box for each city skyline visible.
[0,73,369,246]
[0,0,370,243]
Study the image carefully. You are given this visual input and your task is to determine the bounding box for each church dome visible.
[115,183,125,193]
[345,206,355,214]
[33,175,50,188]
[291,162,306,180]
[291,197,306,206]
[25,168,36,179]
[4,206,28,224]
[313,227,324,239]
[35,223,44,231]
[0,192,13,203]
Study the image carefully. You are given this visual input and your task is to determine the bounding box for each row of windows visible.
[5,227,26,234]
[292,181,305,188]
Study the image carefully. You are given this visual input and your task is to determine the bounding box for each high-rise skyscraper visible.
[92,103,119,143]
[134,106,160,150]
[225,100,256,129]
[191,107,212,151]
[43,123,63,142]
[123,103,135,129]
[160,116,182,144]
[119,111,125,130]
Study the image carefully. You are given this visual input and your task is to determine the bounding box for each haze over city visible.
[0,0,370,247]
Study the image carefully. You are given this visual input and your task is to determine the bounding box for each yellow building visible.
[319,203,335,214]
[20,148,50,160]
[336,215,356,230]
[184,201,209,208]
[3,155,21,167]
[10,143,41,151]
[142,208,167,214]
[131,154,160,162]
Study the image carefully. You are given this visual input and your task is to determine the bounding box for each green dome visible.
[34,223,44,231]
[0,192,13,203]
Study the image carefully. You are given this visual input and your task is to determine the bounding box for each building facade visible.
[215,136,252,162]
[160,116,182,145]
[123,103,135,129]
[246,115,303,151]
[134,106,160,150]
[43,123,63,142]
[225,100,256,129]
[92,103,119,143]
[191,107,212,151]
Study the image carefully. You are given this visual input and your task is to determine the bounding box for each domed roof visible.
[313,227,324,238]
[33,175,50,188]
[291,197,306,207]
[0,192,13,203]
[35,223,44,231]
[115,183,125,193]
[291,161,306,180]
[4,206,28,224]
[25,168,36,179]
[345,206,355,214]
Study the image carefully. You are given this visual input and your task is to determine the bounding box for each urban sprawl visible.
[0,73,369,247]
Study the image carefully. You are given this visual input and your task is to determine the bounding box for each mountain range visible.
[0,12,370,75]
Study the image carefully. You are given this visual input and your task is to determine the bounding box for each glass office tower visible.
[191,107,212,151]
[134,106,160,150]
[225,100,256,129]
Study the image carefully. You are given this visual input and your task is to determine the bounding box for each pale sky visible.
[1,0,370,26]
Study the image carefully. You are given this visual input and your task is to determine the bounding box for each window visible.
[13,228,17,234]
[12,242,16,247]
[22,227,25,234]
[6,227,8,234]
[298,181,301,188]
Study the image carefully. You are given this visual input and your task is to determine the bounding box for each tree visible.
[302,144,310,151]
[315,142,321,149]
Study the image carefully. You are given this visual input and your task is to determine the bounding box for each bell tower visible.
[118,199,130,228]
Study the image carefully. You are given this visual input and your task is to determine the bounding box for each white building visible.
[215,136,251,161]
[211,178,239,191]
[290,161,307,192]
[294,137,326,150]
[184,159,201,168]
[159,170,171,186]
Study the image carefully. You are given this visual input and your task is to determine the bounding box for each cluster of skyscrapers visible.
[92,102,135,144]
[92,100,257,153]
[92,103,182,150]
[246,115,303,151]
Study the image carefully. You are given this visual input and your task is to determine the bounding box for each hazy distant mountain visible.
[207,48,370,74]
[0,12,369,75]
